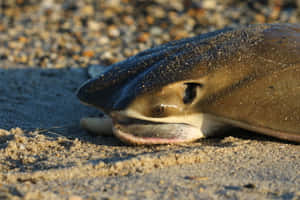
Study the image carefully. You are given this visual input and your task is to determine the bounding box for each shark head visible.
[77,23,300,144]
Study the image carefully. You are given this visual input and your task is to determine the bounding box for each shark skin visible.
[77,23,300,145]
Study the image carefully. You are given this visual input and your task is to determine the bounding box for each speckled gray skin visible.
[77,23,300,144]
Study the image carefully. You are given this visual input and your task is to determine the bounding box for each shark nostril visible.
[151,105,166,117]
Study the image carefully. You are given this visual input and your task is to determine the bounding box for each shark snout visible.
[76,78,117,113]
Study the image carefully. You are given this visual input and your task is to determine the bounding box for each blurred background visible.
[0,0,299,69]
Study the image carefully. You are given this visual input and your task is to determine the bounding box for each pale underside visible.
[80,111,300,145]
[80,114,228,145]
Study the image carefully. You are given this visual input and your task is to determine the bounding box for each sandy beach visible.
[0,0,299,199]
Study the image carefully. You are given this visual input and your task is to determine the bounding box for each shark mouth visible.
[111,116,204,145]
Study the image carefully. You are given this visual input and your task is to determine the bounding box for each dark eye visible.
[183,83,203,104]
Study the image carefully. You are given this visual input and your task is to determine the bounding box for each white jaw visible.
[80,112,228,145]
[80,116,113,136]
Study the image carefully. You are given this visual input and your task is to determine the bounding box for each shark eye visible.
[183,83,203,104]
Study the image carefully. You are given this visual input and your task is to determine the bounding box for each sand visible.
[0,67,299,200]
[0,1,299,199]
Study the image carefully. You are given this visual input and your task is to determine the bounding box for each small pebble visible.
[202,0,217,9]
[68,195,83,200]
[81,5,94,16]
[137,32,150,43]
[108,25,120,38]
[82,50,94,58]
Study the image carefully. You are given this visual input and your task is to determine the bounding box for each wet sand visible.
[0,68,299,199]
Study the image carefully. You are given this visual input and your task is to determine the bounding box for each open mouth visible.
[111,116,203,145]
